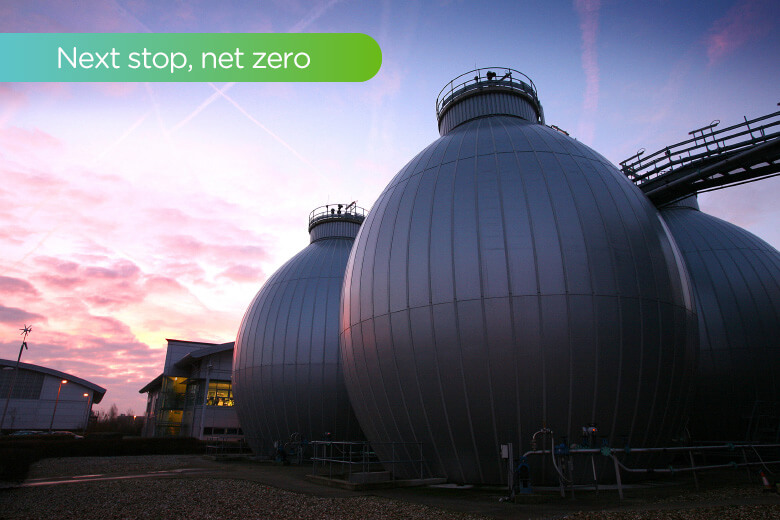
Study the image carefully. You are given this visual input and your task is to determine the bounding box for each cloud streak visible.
[288,0,343,32]
[706,0,773,64]
[209,84,319,171]
[574,0,601,144]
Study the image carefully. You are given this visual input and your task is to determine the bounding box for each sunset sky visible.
[1,0,778,415]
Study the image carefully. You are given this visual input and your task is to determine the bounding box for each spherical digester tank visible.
[339,68,698,484]
[660,196,780,441]
[233,204,366,454]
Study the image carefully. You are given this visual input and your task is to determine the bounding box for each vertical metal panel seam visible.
[316,243,338,433]
[548,141,604,438]
[602,165,669,446]
[425,146,463,477]
[258,270,289,441]
[300,245,329,437]
[493,118,525,450]
[579,156,642,444]
[383,173,425,448]
[448,122,478,483]
[347,190,392,442]
[572,157,623,431]
[361,186,408,443]
[506,124,546,425]
[525,125,575,435]
[401,161,447,473]
[373,179,416,443]
[471,118,501,479]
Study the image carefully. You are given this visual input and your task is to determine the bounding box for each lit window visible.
[205,381,234,406]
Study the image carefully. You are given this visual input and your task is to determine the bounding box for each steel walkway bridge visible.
[620,106,780,206]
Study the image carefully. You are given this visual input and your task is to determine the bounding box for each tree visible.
[89,403,142,435]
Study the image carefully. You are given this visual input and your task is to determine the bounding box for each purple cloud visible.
[0,305,45,324]
[0,276,39,296]
[706,0,773,64]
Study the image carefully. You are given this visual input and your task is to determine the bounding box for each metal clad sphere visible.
[661,197,780,441]
[233,210,364,453]
[340,73,698,484]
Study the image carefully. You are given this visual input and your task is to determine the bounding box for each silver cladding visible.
[661,199,780,441]
[340,109,698,484]
[438,90,540,135]
[233,218,364,454]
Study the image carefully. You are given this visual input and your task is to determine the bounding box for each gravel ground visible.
[559,504,780,519]
[2,456,779,520]
[650,482,768,503]
[0,478,491,520]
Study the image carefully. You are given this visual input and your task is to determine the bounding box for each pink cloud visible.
[706,0,773,64]
[90,315,138,337]
[31,256,202,312]
[157,261,206,279]
[0,168,69,208]
[143,275,190,294]
[34,257,80,274]
[163,234,271,265]
[0,127,61,154]
[36,275,81,290]
[0,227,26,246]
[0,85,28,127]
[83,260,142,280]
[0,276,39,297]
[0,251,221,412]
[217,264,265,283]
[0,305,45,324]
[145,206,272,250]
[0,326,162,414]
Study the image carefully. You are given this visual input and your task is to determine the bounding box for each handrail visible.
[436,67,540,118]
[310,440,425,481]
[620,108,780,186]
[308,203,367,231]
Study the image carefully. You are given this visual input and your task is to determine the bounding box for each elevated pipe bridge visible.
[620,106,780,206]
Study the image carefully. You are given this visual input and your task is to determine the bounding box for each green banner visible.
[0,33,382,82]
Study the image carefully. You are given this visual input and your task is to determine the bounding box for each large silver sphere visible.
[661,197,780,442]
[339,68,698,484]
[233,206,365,454]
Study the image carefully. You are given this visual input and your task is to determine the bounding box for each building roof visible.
[138,340,234,393]
[138,373,164,394]
[173,342,234,369]
[0,359,107,404]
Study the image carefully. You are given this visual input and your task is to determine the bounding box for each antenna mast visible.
[1,325,32,431]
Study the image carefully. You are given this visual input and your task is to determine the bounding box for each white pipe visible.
[613,455,780,474]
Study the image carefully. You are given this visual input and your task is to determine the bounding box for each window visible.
[206,381,234,407]
[0,369,44,399]
[159,376,187,410]
[184,381,199,408]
